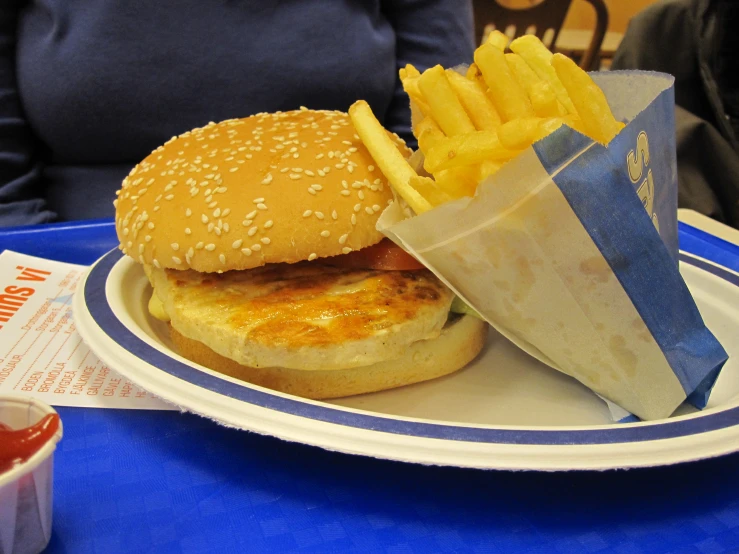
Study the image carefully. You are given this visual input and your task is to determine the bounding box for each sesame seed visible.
[335,164,345,169]
[243,219,253,227]
[205,243,216,251]
[308,253,317,261]
[332,210,338,220]
[304,170,315,177]
[372,204,381,212]
[347,166,354,173]
[187,247,194,258]
[264,220,273,228]
[215,227,222,236]
[185,227,191,235]
[248,226,258,237]
[260,237,271,245]
[252,244,262,251]
[354,203,361,212]
[208,201,217,208]
[154,206,160,212]
[171,243,179,251]
[317,170,326,177]
[196,242,204,250]
[229,167,239,172]
[145,235,152,242]
[311,184,323,191]
[307,188,317,195]
[217,186,227,193]
[365,207,374,214]
[261,174,273,185]
[340,190,350,196]
[342,180,349,189]
[342,247,353,254]
[339,234,348,245]
[241,248,253,256]
[219,254,226,264]
[253,197,265,203]
[208,222,214,232]
[320,230,330,238]
[214,208,221,217]
[303,210,312,217]
[328,152,335,159]
[165,194,174,200]
[315,212,324,219]
[153,259,161,268]
[222,208,231,217]
[201,214,209,223]
[291,168,303,173]
[138,244,145,254]
[224,223,230,232]
[257,203,267,210]
[246,210,257,219]
[123,228,130,236]
[289,174,302,180]
[172,256,182,264]
[368,165,375,171]
[358,191,365,200]
[280,167,289,173]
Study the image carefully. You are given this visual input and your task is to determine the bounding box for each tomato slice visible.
[325,239,426,271]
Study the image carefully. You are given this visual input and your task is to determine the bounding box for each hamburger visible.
[114,108,487,399]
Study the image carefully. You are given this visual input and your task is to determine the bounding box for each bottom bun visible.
[169,315,488,399]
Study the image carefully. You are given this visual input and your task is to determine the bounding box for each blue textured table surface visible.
[2,219,739,554]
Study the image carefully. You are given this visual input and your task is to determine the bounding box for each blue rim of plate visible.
[85,248,739,446]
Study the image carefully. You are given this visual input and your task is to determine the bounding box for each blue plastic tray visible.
[2,218,739,554]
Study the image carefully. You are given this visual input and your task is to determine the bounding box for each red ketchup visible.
[0,414,60,474]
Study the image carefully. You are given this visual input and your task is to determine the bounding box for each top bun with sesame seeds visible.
[114,108,407,273]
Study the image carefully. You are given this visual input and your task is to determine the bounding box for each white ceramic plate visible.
[73,249,739,470]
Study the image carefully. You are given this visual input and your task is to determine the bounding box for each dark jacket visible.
[0,0,474,226]
[612,0,739,228]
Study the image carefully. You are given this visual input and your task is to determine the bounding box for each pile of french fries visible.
[349,33,625,215]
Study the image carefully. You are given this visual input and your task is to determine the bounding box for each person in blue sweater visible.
[0,1,474,227]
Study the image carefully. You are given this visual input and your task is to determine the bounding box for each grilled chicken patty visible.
[147,263,454,370]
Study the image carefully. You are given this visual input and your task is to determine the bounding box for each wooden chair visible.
[473,0,609,70]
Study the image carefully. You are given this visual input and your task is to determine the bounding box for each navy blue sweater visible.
[0,0,473,226]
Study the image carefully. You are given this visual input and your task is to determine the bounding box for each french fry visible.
[477,160,503,181]
[474,43,534,121]
[497,117,543,150]
[486,29,509,51]
[509,35,577,115]
[445,69,501,130]
[399,75,432,116]
[415,117,446,154]
[466,63,482,81]
[417,65,476,136]
[349,100,432,214]
[529,81,563,118]
[399,63,421,80]
[551,53,625,144]
[434,166,479,199]
[418,128,445,155]
[505,53,540,91]
[424,130,518,173]
[410,176,454,205]
[506,53,566,117]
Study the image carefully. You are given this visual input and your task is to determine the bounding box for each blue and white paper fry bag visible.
[378,71,729,421]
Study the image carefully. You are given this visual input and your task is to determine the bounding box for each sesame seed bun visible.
[114,109,408,272]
